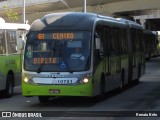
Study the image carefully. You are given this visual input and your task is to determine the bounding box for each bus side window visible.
[110,29,115,56]
[0,30,6,54]
[132,29,136,52]
[121,29,127,54]
[94,24,103,67]
[114,29,119,55]
[95,32,104,59]
[7,31,17,54]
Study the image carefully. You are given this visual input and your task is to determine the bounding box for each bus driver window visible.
[70,47,85,61]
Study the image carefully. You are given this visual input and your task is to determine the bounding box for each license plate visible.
[49,89,60,94]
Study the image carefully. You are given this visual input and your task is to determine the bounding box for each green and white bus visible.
[22,12,145,103]
[0,18,30,97]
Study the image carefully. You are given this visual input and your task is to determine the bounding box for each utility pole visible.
[23,0,25,23]
[83,0,86,13]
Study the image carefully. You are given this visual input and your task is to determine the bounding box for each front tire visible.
[3,74,14,98]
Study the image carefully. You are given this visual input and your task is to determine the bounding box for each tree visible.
[3,6,18,22]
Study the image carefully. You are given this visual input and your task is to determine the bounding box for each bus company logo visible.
[2,112,11,117]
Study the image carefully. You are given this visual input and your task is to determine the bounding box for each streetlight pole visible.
[83,0,86,13]
[23,0,25,23]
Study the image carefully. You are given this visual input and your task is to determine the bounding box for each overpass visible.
[0,0,160,30]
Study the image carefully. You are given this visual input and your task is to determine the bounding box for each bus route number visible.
[52,79,72,84]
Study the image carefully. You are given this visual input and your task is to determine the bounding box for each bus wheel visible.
[4,74,14,98]
[38,96,49,103]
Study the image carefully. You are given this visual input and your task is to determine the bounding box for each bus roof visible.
[0,22,30,31]
[30,12,128,31]
[30,12,98,31]
[116,18,143,29]
[30,12,140,31]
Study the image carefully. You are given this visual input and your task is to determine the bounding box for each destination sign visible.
[33,57,57,64]
[37,32,83,40]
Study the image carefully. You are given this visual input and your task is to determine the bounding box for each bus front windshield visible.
[24,31,91,72]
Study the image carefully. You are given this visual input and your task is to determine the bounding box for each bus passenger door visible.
[115,29,121,85]
[108,29,121,89]
[107,28,117,90]
[131,29,137,80]
[103,28,112,91]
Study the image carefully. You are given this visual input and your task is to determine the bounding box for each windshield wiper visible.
[37,50,52,73]
[37,60,45,73]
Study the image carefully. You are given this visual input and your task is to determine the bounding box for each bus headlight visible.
[80,77,89,84]
[24,77,29,83]
[24,77,33,84]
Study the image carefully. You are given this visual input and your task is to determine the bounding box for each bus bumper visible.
[22,83,93,97]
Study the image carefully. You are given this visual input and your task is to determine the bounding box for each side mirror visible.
[19,36,25,50]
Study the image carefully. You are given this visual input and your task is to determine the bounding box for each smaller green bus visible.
[0,18,30,97]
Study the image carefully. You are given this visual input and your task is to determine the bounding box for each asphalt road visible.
[1,57,160,120]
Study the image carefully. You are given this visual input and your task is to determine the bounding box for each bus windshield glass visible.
[24,31,91,72]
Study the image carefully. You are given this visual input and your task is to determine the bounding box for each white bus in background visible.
[0,17,30,97]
